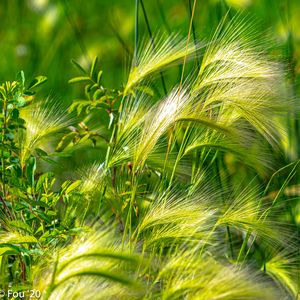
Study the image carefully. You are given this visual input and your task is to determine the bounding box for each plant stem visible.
[0,98,13,220]
[166,0,197,185]
[140,0,167,94]
[178,0,197,94]
[188,0,200,68]
[134,0,139,66]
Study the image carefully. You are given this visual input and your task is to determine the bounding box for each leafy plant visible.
[0,72,82,291]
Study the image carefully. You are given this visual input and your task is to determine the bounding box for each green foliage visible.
[0,4,299,300]
[0,73,82,291]
[68,57,119,116]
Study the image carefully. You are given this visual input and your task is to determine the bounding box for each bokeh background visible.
[1,0,300,99]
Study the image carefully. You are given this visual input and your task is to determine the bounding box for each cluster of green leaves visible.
[0,73,82,292]
[56,57,120,153]
[68,57,120,115]
[0,73,46,185]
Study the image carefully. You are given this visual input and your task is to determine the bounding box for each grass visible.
[0,2,299,300]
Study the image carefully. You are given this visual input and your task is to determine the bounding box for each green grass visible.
[0,2,299,300]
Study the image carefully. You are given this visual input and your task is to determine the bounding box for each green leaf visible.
[85,84,92,96]
[27,76,47,90]
[39,156,61,166]
[16,70,25,86]
[1,151,10,158]
[56,132,78,152]
[38,230,51,242]
[94,102,110,110]
[35,225,44,235]
[16,96,26,107]
[24,90,35,96]
[90,56,98,80]
[25,198,50,208]
[26,156,36,187]
[65,180,81,194]
[11,108,20,119]
[0,246,19,256]
[35,147,48,157]
[68,77,91,84]
[97,70,103,84]
[5,132,14,140]
[7,103,14,110]
[32,210,51,223]
[9,220,33,234]
[93,88,104,100]
[135,85,154,96]
[0,233,38,244]
[109,113,114,129]
[71,59,87,74]
[68,100,89,114]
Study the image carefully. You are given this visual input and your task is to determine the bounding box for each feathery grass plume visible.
[146,149,194,180]
[77,162,106,194]
[136,189,217,251]
[216,186,291,250]
[265,247,300,298]
[19,98,70,167]
[108,94,150,168]
[117,95,150,139]
[111,87,194,176]
[61,162,109,224]
[133,87,192,170]
[157,250,279,300]
[33,227,144,300]
[192,14,289,146]
[116,15,290,173]
[183,128,272,173]
[124,35,199,94]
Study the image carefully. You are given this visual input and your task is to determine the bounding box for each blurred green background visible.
[1,0,300,99]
